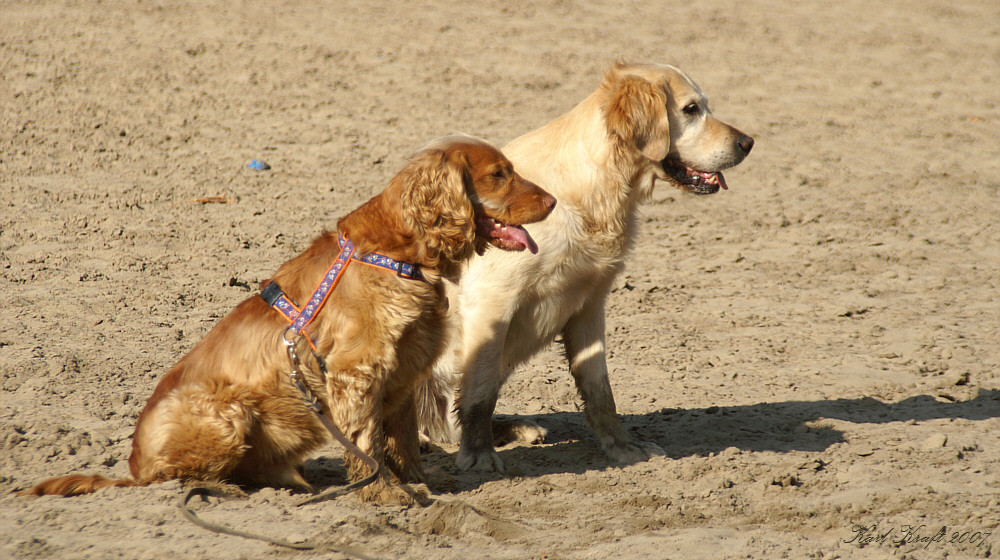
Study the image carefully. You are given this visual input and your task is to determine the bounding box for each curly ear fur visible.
[602,70,671,161]
[397,149,477,267]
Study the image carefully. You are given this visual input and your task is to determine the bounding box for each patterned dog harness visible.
[260,234,424,350]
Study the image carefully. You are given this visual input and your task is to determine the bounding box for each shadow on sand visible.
[302,388,998,494]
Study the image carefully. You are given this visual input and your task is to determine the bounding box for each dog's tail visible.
[18,474,141,497]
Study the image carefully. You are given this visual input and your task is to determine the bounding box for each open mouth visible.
[475,215,538,254]
[662,158,728,194]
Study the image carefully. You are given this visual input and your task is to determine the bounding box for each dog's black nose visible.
[738,135,755,154]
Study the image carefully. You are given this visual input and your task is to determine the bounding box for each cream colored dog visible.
[416,62,754,471]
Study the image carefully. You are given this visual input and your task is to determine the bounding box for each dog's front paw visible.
[604,439,665,465]
[356,480,418,506]
[456,447,506,473]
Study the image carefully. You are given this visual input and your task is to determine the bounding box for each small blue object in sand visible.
[248,159,271,171]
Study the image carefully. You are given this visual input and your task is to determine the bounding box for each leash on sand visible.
[178,330,383,558]
[179,482,379,559]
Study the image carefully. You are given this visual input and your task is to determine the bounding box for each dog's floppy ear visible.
[398,148,477,266]
[602,74,671,161]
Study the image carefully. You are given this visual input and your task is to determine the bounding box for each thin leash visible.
[283,330,382,507]
[179,487,377,560]
[179,233,425,555]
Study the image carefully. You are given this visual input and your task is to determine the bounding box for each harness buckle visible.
[281,327,299,357]
[260,282,285,306]
[397,263,417,279]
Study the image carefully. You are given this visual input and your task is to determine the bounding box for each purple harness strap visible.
[260,235,423,350]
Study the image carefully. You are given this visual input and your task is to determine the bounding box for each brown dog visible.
[23,135,555,505]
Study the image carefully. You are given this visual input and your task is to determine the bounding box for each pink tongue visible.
[503,225,538,254]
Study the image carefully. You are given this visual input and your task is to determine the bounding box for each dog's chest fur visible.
[494,182,647,369]
[319,270,447,384]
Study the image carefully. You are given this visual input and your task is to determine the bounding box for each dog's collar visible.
[261,234,423,350]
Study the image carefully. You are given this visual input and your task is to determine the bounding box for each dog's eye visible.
[491,169,506,179]
[682,102,700,115]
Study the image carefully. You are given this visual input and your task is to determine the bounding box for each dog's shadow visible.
[428,387,1000,492]
[302,388,999,496]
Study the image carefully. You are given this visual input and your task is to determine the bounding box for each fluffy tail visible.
[19,474,140,497]
[414,372,460,444]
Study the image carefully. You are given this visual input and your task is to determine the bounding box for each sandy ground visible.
[2,1,999,558]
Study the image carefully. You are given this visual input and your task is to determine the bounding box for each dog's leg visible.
[230,390,328,491]
[383,393,425,484]
[327,367,415,506]
[563,298,665,465]
[455,336,508,472]
[132,385,254,484]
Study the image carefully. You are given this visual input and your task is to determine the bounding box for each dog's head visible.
[397,135,556,264]
[601,62,754,194]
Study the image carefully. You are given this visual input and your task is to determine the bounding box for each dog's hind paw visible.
[493,417,548,446]
[604,439,665,465]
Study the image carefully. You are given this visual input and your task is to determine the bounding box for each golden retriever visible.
[416,62,754,471]
[23,136,555,504]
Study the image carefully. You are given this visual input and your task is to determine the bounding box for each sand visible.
[2,0,998,558]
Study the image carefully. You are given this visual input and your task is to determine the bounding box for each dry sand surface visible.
[2,1,999,559]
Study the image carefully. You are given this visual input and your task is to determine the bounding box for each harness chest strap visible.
[260,235,423,350]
